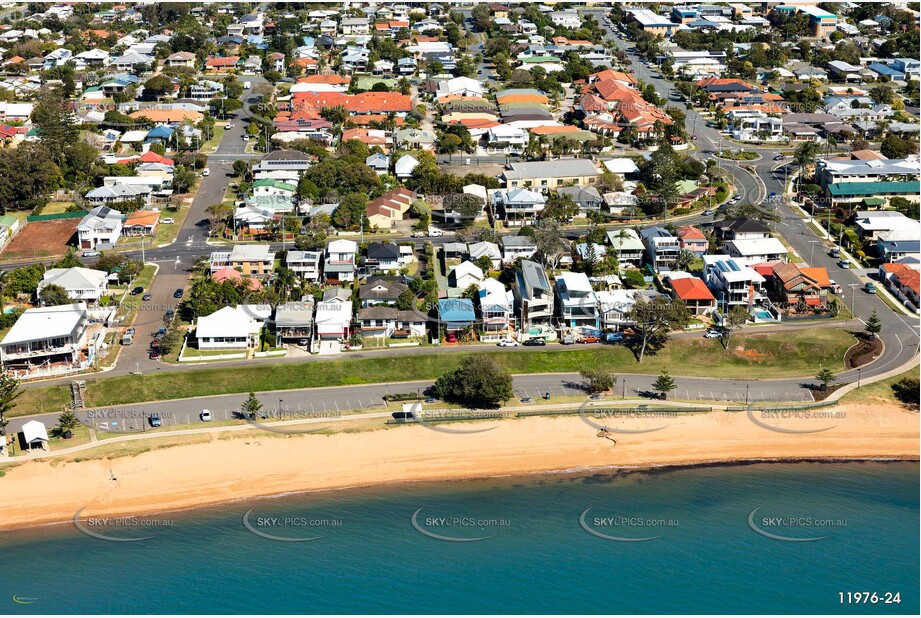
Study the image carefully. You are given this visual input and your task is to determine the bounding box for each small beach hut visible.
[21,420,49,451]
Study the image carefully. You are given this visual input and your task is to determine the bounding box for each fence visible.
[725,400,837,413]
[516,406,712,418]
[26,211,85,222]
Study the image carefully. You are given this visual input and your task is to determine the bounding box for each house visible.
[0,215,21,251]
[549,10,581,28]
[853,211,919,241]
[676,225,708,257]
[502,159,600,191]
[640,227,680,272]
[606,229,646,267]
[468,241,502,270]
[324,239,357,283]
[0,304,89,377]
[123,210,160,236]
[365,243,402,274]
[212,267,262,291]
[357,307,427,339]
[556,186,603,216]
[725,237,788,265]
[492,188,546,226]
[365,152,390,174]
[483,124,529,155]
[767,262,829,308]
[286,250,322,282]
[252,178,297,198]
[209,244,276,278]
[252,149,312,174]
[189,79,223,101]
[514,260,554,326]
[713,217,771,242]
[196,306,264,349]
[274,298,315,342]
[703,255,766,309]
[394,154,419,179]
[502,235,538,263]
[365,188,416,230]
[449,261,484,290]
[555,271,599,328]
[879,263,920,313]
[477,278,513,341]
[38,267,108,304]
[827,181,921,209]
[165,51,196,67]
[76,206,125,250]
[315,288,353,341]
[359,277,408,307]
[669,277,716,315]
[437,298,476,334]
[625,8,677,37]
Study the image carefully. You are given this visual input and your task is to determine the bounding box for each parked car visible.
[865,281,876,293]
[561,335,575,345]
[224,123,234,129]
[520,397,533,404]
[149,412,162,427]
[828,279,842,294]
[174,288,184,298]
[428,227,444,237]
[542,392,551,400]
[164,309,175,320]
[201,167,210,176]
[297,338,309,347]
[837,260,850,269]
[604,332,624,344]
[150,338,160,349]
[497,339,518,347]
[200,410,213,422]
[82,250,101,258]
[125,328,135,337]
[424,397,437,404]
[829,247,840,258]
[702,209,715,216]
[412,230,427,238]
[579,335,601,344]
[704,330,722,339]
[161,218,175,224]
[445,333,457,343]
[773,154,787,161]
[130,286,144,295]
[523,338,546,347]
[142,293,152,301]
[590,393,603,400]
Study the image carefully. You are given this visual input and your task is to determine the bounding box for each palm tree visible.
[273,266,296,302]
[0,270,8,307]
[793,141,820,193]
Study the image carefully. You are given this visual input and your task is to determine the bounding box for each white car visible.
[497,339,519,347]
[202,167,210,176]
[428,227,444,237]
[704,330,722,339]
[224,123,234,129]
[161,217,175,224]
[200,410,213,421]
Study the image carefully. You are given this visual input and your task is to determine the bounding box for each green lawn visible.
[839,367,919,406]
[200,125,225,153]
[41,201,77,215]
[7,329,858,414]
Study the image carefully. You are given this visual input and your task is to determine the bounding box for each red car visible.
[445,333,457,343]
[149,350,161,359]
[579,335,601,344]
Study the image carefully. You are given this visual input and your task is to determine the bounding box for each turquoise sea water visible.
[0,462,917,614]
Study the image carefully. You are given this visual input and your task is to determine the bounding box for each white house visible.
[315,289,353,340]
[196,306,265,349]
[77,206,125,250]
[725,237,788,265]
[0,304,89,377]
[449,261,484,290]
[37,267,109,304]
[324,239,358,283]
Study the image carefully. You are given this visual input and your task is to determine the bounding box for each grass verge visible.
[8,329,858,414]
[839,367,919,406]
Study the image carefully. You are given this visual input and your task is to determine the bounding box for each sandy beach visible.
[1,402,917,530]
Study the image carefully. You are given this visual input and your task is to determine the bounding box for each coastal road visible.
[5,370,823,437]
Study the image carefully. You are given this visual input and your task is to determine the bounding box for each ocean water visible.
[0,462,917,614]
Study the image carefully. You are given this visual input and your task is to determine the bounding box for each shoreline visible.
[1,402,917,532]
[9,455,919,534]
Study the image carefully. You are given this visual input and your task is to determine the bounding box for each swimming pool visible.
[752,309,773,321]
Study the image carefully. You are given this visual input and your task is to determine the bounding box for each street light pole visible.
[745,384,750,405]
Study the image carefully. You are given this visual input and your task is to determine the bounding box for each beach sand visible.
[1,402,917,530]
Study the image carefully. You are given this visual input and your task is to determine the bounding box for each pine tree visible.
[652,371,677,400]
